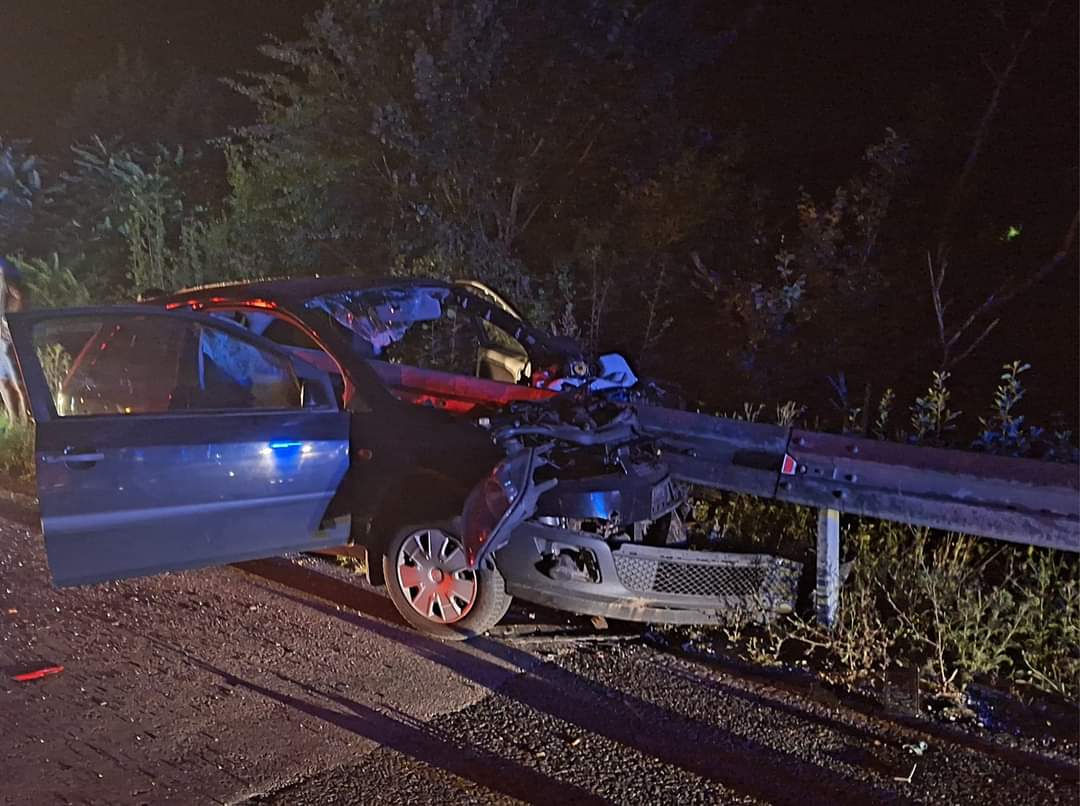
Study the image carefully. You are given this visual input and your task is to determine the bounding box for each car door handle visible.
[42,450,105,465]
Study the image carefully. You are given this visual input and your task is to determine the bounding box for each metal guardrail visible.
[637,406,1080,627]
[779,430,1079,552]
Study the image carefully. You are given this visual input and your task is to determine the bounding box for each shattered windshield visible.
[304,286,450,356]
[304,285,481,375]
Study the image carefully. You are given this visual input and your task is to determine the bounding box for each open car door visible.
[8,306,351,586]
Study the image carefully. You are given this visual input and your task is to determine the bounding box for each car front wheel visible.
[382,520,512,640]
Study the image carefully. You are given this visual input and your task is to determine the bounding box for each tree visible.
[0,139,44,252]
[223,0,764,327]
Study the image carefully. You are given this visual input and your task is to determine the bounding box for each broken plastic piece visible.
[13,665,64,682]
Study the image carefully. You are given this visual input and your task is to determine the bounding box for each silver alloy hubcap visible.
[395,528,478,624]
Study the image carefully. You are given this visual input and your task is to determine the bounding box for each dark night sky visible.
[3,1,1075,188]
[1,0,323,142]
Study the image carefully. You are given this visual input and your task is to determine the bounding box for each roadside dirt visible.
[0,492,532,805]
[1,491,1076,805]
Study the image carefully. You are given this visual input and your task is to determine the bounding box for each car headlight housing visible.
[462,452,532,568]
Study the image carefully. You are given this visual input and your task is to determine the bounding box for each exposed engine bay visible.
[468,389,803,624]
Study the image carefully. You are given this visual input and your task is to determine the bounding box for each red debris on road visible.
[13,664,64,682]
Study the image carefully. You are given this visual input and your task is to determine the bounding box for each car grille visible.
[611,545,801,616]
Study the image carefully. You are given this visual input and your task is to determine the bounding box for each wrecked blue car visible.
[11,277,803,639]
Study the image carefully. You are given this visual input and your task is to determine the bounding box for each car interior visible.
[42,316,303,416]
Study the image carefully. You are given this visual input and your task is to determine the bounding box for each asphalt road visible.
[1,490,1076,805]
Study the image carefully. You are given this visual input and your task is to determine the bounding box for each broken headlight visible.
[462,455,528,567]
[462,449,554,568]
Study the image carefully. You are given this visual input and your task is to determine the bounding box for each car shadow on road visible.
[177,652,607,805]
[237,558,909,806]
[659,652,1080,785]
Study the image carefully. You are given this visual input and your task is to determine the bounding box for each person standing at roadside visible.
[0,256,27,423]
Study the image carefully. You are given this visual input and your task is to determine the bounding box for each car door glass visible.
[262,317,322,350]
[33,315,302,416]
[240,312,345,404]
[195,327,300,410]
[306,287,482,376]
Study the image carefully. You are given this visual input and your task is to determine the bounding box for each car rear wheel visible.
[382,520,512,640]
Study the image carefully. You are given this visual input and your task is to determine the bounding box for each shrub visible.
[687,494,1078,701]
[13,253,93,309]
[686,362,1078,701]
[0,417,35,482]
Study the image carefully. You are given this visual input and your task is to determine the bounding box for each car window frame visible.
[10,306,338,424]
[200,302,352,403]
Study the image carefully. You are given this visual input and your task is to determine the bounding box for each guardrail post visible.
[815,508,840,629]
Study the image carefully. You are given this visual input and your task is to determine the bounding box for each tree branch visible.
[931,208,1077,369]
[934,0,1055,267]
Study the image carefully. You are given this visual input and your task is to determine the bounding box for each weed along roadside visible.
[656,500,1078,712]
[0,415,34,483]
[659,362,1078,711]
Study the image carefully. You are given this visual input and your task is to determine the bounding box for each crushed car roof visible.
[159,275,457,304]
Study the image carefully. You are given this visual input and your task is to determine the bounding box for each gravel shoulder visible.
[1,490,1076,805]
[0,493,533,805]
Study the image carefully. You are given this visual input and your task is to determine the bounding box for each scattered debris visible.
[502,632,640,646]
[893,763,918,784]
[904,740,929,757]
[13,665,64,682]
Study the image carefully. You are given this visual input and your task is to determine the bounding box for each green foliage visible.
[171,213,260,290]
[692,491,816,554]
[36,343,73,412]
[974,360,1032,456]
[686,367,1077,700]
[1013,549,1080,698]
[692,128,912,399]
[970,360,1074,461]
[0,139,44,243]
[872,388,895,439]
[886,532,1031,688]
[221,2,575,319]
[909,370,961,445]
[793,127,909,306]
[13,254,92,308]
[219,1,768,343]
[58,137,186,296]
[0,418,35,482]
[35,137,255,301]
[1,2,1071,421]
[688,494,1078,701]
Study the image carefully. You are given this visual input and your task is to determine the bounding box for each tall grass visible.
[690,495,1078,701]
[0,415,35,481]
[688,362,1078,701]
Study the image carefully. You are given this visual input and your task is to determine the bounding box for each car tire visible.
[382,519,512,641]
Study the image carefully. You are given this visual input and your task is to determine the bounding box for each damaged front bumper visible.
[495,522,803,625]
